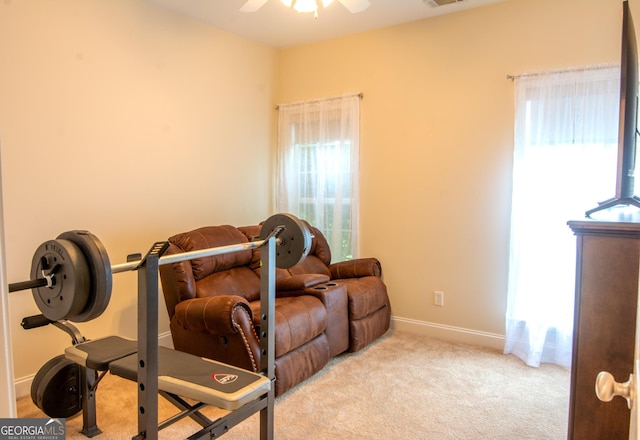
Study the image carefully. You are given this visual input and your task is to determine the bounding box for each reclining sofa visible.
[159,220,391,396]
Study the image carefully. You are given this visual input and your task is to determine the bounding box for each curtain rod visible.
[506,63,618,81]
[275,92,363,110]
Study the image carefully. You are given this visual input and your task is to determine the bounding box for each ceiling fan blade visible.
[239,0,269,13]
[338,0,371,13]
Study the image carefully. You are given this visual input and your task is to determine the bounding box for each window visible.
[276,95,360,262]
[504,66,620,368]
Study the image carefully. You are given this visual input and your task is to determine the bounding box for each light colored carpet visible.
[17,329,570,439]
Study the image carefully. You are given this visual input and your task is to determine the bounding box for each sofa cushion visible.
[340,277,390,321]
[307,225,332,265]
[249,296,327,358]
[169,225,252,281]
[348,303,391,352]
[195,266,260,302]
[273,333,330,396]
[287,255,331,278]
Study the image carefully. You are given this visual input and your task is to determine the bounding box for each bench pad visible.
[65,336,138,370]
[109,346,271,410]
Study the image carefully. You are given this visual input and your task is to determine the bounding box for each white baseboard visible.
[14,376,33,401]
[15,332,174,399]
[391,316,505,352]
[158,331,174,349]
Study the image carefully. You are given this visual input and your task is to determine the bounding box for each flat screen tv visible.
[586,0,640,217]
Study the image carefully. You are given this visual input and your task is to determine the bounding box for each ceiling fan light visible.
[322,0,334,7]
[293,0,318,13]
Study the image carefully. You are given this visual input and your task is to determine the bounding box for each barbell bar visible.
[8,278,48,292]
[111,232,279,274]
[9,213,312,323]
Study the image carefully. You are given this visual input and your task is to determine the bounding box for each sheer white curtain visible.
[504,66,620,367]
[276,94,360,261]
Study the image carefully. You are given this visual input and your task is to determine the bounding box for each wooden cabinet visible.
[567,219,640,439]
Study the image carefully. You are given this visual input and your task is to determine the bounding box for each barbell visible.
[9,213,312,323]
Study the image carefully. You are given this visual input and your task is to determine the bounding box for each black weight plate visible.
[260,213,312,269]
[31,355,82,418]
[30,355,60,407]
[30,239,90,321]
[57,231,112,322]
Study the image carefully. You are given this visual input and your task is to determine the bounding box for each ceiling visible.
[145,0,507,48]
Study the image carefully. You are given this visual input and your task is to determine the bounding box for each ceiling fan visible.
[240,0,371,15]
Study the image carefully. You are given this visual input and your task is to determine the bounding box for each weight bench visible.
[12,213,309,439]
[64,336,270,438]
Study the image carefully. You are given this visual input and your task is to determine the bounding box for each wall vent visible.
[425,0,463,7]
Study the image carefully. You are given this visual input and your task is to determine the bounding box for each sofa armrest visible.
[276,274,330,291]
[329,258,382,279]
[173,295,253,335]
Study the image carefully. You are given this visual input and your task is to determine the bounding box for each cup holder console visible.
[313,282,339,290]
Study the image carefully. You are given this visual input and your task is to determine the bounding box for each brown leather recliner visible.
[159,221,390,396]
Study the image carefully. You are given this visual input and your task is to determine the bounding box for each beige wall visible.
[277,0,633,342]
[0,0,277,383]
[1,0,637,396]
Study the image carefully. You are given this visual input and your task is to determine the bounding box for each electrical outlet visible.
[434,291,444,307]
